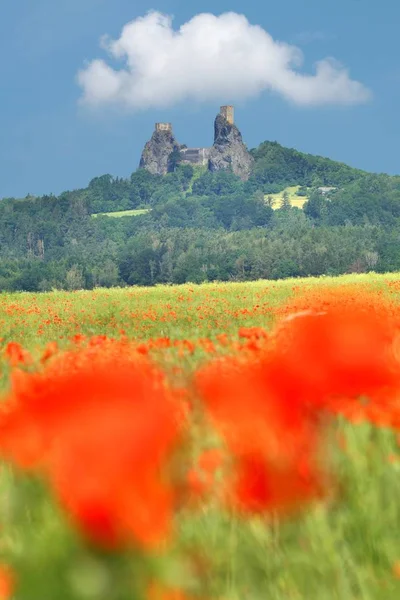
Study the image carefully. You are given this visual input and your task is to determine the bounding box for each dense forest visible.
[1,140,400,291]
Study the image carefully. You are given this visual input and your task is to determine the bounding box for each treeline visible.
[304,174,400,226]
[1,139,400,291]
[0,208,397,291]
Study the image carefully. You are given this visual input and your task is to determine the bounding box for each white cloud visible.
[77,11,371,110]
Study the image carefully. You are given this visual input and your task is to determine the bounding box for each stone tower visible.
[155,123,172,133]
[220,106,234,125]
[208,106,253,180]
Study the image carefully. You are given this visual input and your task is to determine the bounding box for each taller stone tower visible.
[208,106,253,181]
[220,105,234,125]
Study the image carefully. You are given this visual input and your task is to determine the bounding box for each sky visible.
[1,0,400,198]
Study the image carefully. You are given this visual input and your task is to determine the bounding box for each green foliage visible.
[1,138,400,291]
[250,140,365,189]
[192,171,243,197]
[167,147,184,172]
[280,190,291,210]
[297,185,309,196]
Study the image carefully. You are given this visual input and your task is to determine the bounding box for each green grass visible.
[265,185,309,209]
[185,165,208,195]
[0,271,398,350]
[91,208,151,218]
[1,272,400,599]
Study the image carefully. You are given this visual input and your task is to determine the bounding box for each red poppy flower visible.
[0,342,184,549]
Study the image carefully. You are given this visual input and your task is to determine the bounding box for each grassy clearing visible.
[265,185,309,209]
[91,208,151,218]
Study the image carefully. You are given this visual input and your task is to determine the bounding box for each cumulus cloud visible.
[77,11,371,110]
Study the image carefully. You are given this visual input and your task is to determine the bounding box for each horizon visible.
[1,0,400,198]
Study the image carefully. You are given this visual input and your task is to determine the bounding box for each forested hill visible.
[250,141,367,187]
[3,140,371,214]
[1,139,400,292]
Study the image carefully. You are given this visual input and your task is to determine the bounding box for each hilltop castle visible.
[139,106,253,181]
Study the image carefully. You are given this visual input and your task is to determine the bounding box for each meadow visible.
[91,208,151,219]
[264,185,309,209]
[1,273,400,600]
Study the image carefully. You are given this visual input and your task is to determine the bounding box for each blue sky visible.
[1,0,399,198]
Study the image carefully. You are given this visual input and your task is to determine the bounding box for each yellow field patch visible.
[265,185,309,209]
[92,208,151,218]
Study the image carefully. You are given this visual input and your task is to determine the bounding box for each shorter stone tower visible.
[155,123,172,133]
[220,106,234,125]
[139,123,180,175]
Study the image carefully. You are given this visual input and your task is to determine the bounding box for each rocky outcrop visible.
[139,127,182,176]
[208,114,254,181]
[138,108,254,179]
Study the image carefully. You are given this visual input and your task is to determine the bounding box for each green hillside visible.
[81,141,366,217]
[31,140,368,218]
[1,138,400,291]
[250,140,366,188]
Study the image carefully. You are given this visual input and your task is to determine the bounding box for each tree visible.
[167,148,184,172]
[93,259,120,287]
[280,191,291,209]
[303,191,328,223]
[65,265,85,290]
[265,195,274,208]
[364,251,379,271]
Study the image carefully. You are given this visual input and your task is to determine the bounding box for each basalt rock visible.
[139,107,254,180]
[139,124,182,176]
[208,113,254,181]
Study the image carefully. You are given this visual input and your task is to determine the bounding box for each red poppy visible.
[4,342,32,367]
[196,355,327,516]
[186,448,226,500]
[0,342,184,549]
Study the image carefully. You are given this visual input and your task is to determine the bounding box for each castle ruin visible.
[139,106,253,180]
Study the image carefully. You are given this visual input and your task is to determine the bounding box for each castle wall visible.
[180,147,210,166]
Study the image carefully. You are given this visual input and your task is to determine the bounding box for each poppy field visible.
[1,273,400,599]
